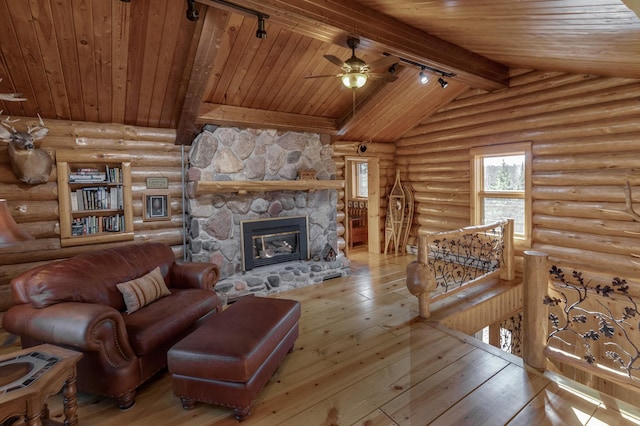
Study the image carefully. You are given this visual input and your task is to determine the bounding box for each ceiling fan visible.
[305,37,399,89]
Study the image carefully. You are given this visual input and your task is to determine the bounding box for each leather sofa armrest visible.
[170,262,219,291]
[3,302,137,368]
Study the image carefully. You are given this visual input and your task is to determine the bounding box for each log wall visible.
[395,71,640,286]
[332,141,396,252]
[0,118,186,312]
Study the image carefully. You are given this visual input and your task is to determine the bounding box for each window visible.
[352,161,368,199]
[471,143,531,245]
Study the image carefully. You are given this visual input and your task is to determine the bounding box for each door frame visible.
[345,156,380,254]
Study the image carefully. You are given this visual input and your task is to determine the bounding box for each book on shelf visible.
[72,187,121,211]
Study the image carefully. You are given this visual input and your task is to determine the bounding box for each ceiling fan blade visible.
[367,73,399,82]
[365,55,400,71]
[304,74,343,79]
[324,55,348,69]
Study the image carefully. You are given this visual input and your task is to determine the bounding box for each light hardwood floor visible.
[23,250,640,425]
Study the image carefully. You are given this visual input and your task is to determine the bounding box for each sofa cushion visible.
[117,267,171,314]
[123,288,218,356]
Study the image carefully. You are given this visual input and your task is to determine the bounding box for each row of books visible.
[71,215,125,236]
[69,166,122,184]
[71,187,123,211]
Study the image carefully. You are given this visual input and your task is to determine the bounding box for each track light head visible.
[438,77,448,88]
[256,16,267,39]
[120,0,131,2]
[388,63,398,75]
[186,0,199,21]
[419,69,428,85]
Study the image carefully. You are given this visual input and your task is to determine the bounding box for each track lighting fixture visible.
[120,0,131,3]
[419,68,428,85]
[256,15,267,39]
[204,0,269,38]
[186,0,199,21]
[381,53,456,86]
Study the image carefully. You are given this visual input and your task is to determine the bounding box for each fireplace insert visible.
[240,216,309,271]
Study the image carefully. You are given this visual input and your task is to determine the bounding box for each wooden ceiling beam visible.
[198,103,339,133]
[176,7,231,145]
[196,0,509,90]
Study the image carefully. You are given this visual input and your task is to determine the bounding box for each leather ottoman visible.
[167,296,301,421]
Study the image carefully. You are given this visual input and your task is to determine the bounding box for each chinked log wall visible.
[0,118,186,312]
[395,70,640,287]
[332,141,396,252]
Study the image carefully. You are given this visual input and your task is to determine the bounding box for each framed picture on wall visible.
[143,191,170,221]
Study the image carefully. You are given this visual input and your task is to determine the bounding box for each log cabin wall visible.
[0,118,186,312]
[332,141,396,252]
[396,70,640,286]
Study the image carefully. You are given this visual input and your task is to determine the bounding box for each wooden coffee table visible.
[0,344,82,426]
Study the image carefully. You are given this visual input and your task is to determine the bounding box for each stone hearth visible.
[214,257,350,304]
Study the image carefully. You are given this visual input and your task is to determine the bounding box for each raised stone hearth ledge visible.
[215,256,350,304]
[193,179,344,195]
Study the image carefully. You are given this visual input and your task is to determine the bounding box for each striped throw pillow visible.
[116,267,170,314]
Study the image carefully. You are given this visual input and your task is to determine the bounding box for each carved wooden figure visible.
[0,115,52,184]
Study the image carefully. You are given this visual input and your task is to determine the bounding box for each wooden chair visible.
[348,205,368,248]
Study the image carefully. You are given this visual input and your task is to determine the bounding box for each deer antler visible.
[0,111,18,133]
[26,113,46,134]
[0,79,27,102]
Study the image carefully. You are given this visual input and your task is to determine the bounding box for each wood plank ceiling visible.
[0,0,638,144]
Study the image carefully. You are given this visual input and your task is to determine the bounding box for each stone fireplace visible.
[186,127,349,302]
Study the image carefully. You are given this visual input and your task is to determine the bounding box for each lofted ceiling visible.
[0,0,638,144]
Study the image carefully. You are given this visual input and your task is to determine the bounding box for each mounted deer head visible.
[0,114,52,184]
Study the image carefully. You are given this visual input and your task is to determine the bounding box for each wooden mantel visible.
[195,180,345,195]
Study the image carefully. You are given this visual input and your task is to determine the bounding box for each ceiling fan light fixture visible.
[342,73,367,89]
[438,77,448,88]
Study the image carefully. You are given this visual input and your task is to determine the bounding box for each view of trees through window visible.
[482,155,525,235]
[356,161,368,198]
[483,157,525,191]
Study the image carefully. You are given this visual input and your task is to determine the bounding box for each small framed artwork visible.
[143,191,170,221]
[146,177,169,189]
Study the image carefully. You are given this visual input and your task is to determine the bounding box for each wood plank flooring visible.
[18,250,640,425]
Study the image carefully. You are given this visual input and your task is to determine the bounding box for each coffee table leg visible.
[62,375,79,426]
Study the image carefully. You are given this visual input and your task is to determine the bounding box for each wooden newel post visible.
[523,250,549,371]
[417,236,430,318]
[501,218,515,281]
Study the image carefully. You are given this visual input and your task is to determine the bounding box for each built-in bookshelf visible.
[57,154,134,247]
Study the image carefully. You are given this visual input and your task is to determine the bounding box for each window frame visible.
[470,142,532,247]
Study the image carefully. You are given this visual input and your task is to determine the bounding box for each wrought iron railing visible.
[523,251,640,393]
[406,219,514,318]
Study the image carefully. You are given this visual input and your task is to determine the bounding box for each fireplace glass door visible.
[241,216,309,271]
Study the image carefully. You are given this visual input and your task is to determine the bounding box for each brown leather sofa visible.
[2,242,221,409]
